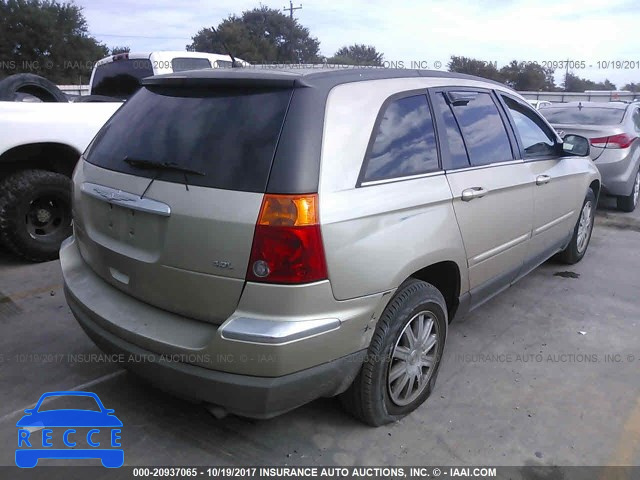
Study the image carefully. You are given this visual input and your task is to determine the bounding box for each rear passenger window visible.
[432,93,470,169]
[502,96,556,157]
[448,92,513,166]
[362,95,439,183]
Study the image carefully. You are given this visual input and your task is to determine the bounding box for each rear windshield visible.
[91,59,154,99]
[540,107,625,125]
[85,86,292,192]
[171,57,212,72]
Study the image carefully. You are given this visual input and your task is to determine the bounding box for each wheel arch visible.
[0,143,81,179]
[408,260,462,322]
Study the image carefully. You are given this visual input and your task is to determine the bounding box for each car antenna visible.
[211,26,240,68]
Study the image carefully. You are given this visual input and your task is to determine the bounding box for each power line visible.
[283,1,302,19]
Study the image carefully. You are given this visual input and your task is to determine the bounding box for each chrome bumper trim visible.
[220,317,340,345]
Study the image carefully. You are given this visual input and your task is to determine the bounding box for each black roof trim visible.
[142,70,302,89]
[142,66,510,91]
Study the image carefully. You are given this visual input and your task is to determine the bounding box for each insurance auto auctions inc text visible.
[254,467,497,477]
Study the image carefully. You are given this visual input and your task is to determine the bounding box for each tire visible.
[616,168,640,213]
[556,188,596,265]
[0,73,68,102]
[0,170,72,262]
[340,279,448,426]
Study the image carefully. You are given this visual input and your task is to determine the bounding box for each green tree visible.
[499,61,556,91]
[447,56,502,82]
[327,44,383,66]
[563,73,617,92]
[623,82,639,92]
[187,6,321,63]
[110,46,130,55]
[0,0,108,83]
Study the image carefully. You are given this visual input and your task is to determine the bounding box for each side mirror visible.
[561,134,590,157]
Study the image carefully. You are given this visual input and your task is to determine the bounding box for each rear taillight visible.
[246,194,328,284]
[590,133,637,149]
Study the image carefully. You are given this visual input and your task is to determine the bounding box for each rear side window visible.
[502,96,556,157]
[85,86,292,193]
[171,57,212,72]
[91,59,153,99]
[448,91,513,167]
[432,93,469,169]
[362,95,439,183]
[540,107,625,125]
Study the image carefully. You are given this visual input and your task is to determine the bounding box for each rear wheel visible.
[556,188,596,264]
[616,169,640,213]
[340,279,447,426]
[0,170,72,262]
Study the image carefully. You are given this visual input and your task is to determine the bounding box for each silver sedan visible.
[541,101,640,212]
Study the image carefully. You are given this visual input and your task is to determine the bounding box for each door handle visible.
[536,175,551,185]
[461,187,488,202]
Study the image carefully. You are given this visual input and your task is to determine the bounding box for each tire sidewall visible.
[572,190,596,261]
[368,287,447,422]
[0,74,68,102]
[0,172,72,260]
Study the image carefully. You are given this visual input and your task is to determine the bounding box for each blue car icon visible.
[15,391,123,468]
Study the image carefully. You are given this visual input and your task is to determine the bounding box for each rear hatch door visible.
[74,84,293,324]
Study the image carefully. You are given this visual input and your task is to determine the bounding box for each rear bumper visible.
[60,236,383,417]
[596,149,639,196]
[67,288,365,417]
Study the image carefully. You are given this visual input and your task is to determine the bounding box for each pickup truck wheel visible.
[340,279,447,426]
[616,169,640,213]
[556,188,596,265]
[0,73,68,102]
[0,170,72,262]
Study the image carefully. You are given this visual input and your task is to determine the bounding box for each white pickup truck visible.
[0,51,242,261]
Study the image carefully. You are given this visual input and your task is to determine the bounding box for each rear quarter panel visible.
[318,79,469,301]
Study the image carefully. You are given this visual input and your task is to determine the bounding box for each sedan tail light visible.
[590,133,637,149]
[246,194,328,284]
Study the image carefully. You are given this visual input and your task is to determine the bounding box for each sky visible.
[78,0,640,88]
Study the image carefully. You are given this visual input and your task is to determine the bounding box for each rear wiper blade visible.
[124,157,205,196]
[124,157,205,176]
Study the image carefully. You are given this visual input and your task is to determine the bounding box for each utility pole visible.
[283,1,302,19]
[283,1,302,63]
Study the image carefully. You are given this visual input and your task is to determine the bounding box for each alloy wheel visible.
[387,310,440,406]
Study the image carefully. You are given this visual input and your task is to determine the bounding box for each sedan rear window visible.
[91,59,153,99]
[85,86,292,192]
[541,107,625,125]
[171,57,212,72]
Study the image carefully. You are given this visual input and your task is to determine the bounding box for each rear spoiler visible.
[142,70,310,89]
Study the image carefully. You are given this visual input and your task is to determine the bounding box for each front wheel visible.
[0,170,72,262]
[340,279,447,426]
[556,188,596,265]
